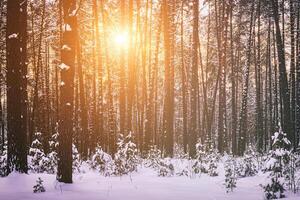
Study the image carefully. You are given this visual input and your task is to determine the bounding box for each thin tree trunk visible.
[256,0,264,152]
[289,0,296,149]
[180,2,188,154]
[230,1,237,155]
[93,0,103,149]
[76,24,88,158]
[162,0,174,157]
[295,4,300,148]
[189,0,199,158]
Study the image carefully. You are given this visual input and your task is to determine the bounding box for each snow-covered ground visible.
[1,165,300,200]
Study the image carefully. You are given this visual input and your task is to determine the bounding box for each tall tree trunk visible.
[101,0,116,155]
[230,1,237,155]
[91,3,98,153]
[119,0,126,135]
[6,0,28,173]
[127,0,135,134]
[57,0,76,183]
[256,0,264,152]
[217,0,229,154]
[93,0,103,149]
[76,25,88,158]
[0,1,5,151]
[189,0,199,158]
[289,0,296,149]
[296,4,300,148]
[267,19,273,150]
[271,0,292,145]
[180,2,188,154]
[238,2,255,156]
[153,9,162,147]
[44,42,51,153]
[162,0,174,157]
[144,1,157,153]
[31,0,46,146]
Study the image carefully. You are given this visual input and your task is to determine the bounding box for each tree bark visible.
[6,0,28,173]
[57,0,76,183]
[271,0,292,145]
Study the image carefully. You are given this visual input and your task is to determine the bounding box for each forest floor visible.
[1,163,300,200]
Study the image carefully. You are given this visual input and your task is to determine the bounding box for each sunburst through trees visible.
[0,1,300,199]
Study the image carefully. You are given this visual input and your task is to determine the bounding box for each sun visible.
[114,32,128,46]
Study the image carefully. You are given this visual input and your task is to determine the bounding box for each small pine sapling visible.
[285,152,298,193]
[192,142,208,174]
[175,159,190,177]
[113,133,139,175]
[0,144,7,177]
[91,145,113,175]
[192,139,219,176]
[33,177,46,193]
[157,158,174,177]
[263,128,290,199]
[224,157,237,193]
[72,144,82,173]
[29,132,46,173]
[207,148,219,177]
[174,143,188,159]
[44,132,59,174]
[145,145,161,169]
[236,146,258,178]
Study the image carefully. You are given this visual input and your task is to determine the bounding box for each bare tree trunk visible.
[238,2,255,156]
[271,0,292,144]
[189,0,199,158]
[162,0,174,157]
[296,4,300,148]
[31,0,46,146]
[119,0,126,135]
[127,0,135,134]
[256,0,264,152]
[217,0,229,154]
[144,0,157,153]
[180,2,188,154]
[6,0,28,173]
[76,24,88,158]
[93,0,103,149]
[230,1,237,155]
[101,0,116,155]
[57,0,76,183]
[289,0,296,149]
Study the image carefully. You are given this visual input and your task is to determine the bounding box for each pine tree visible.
[224,157,237,193]
[0,144,7,177]
[91,145,112,175]
[145,145,162,169]
[33,177,46,193]
[113,133,139,175]
[29,133,45,173]
[263,128,291,199]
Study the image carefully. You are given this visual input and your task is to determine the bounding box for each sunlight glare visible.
[114,32,128,46]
